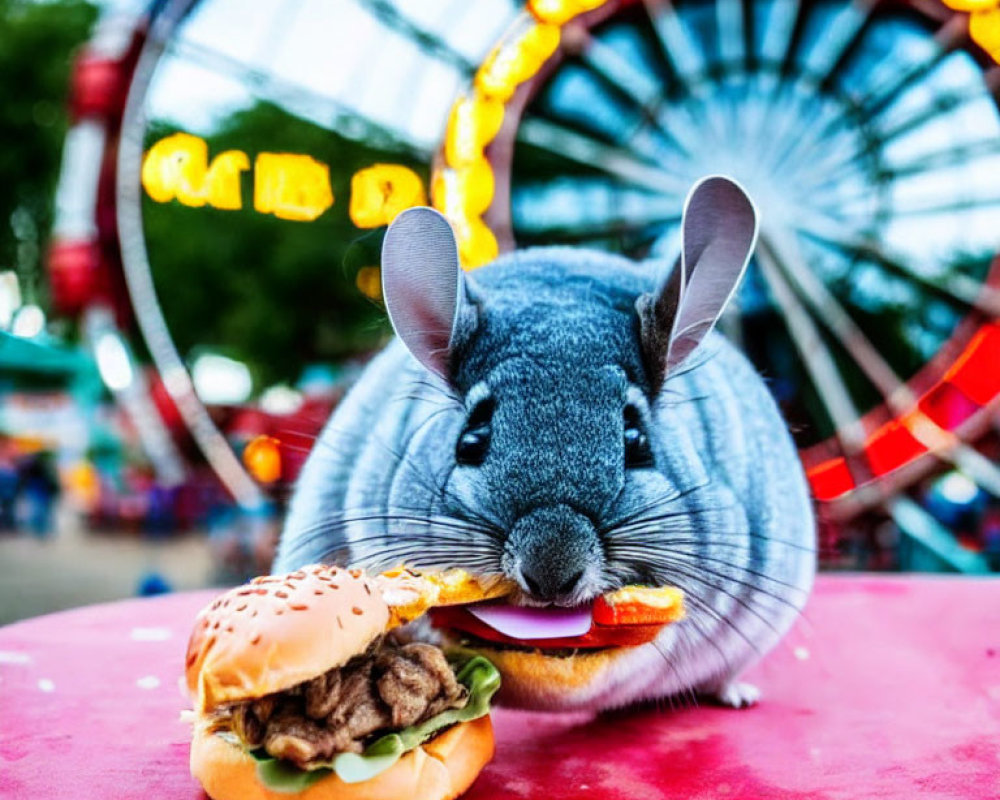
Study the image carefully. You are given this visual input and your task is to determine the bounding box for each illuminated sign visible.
[141,135,426,226]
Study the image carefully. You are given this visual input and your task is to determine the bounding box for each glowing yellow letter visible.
[142,133,249,210]
[141,132,210,207]
[349,164,427,228]
[205,150,250,210]
[254,153,334,222]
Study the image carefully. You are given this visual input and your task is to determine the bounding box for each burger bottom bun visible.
[190,716,494,800]
[468,646,629,709]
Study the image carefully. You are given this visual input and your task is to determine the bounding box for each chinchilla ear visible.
[637,175,758,389]
[381,207,476,380]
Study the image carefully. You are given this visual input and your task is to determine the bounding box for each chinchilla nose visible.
[505,505,601,603]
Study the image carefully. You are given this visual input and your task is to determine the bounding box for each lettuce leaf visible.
[248,655,500,793]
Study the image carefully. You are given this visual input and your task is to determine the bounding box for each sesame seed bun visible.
[185,565,388,712]
[190,715,495,800]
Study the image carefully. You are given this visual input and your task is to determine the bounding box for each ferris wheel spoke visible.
[798,227,1000,318]
[804,0,876,92]
[856,195,1000,219]
[356,0,476,75]
[754,237,870,464]
[763,229,1000,499]
[803,89,999,195]
[820,137,1000,207]
[854,16,967,120]
[752,0,801,91]
[716,0,746,70]
[789,17,963,163]
[877,82,999,145]
[642,0,708,98]
[881,138,1000,181]
[578,36,697,157]
[516,117,689,195]
[165,37,427,156]
[753,0,878,178]
[512,183,681,238]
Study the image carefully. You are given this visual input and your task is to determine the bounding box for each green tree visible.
[0,0,97,304]
[141,102,427,390]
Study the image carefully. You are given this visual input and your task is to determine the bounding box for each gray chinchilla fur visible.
[276,175,816,711]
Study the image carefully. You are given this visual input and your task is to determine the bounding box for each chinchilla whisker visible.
[344,424,505,537]
[280,513,502,565]
[409,378,463,404]
[609,528,818,553]
[653,558,804,626]
[676,586,767,659]
[624,546,810,611]
[649,638,700,710]
[644,560,789,638]
[661,344,723,386]
[307,415,505,537]
[608,545,811,597]
[674,610,734,689]
[599,480,713,533]
[300,391,496,538]
[659,391,711,409]
[605,505,743,537]
[329,536,500,562]
[286,508,500,541]
[392,394,458,406]
[334,543,501,573]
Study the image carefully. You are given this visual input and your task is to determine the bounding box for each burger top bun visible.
[186,565,389,711]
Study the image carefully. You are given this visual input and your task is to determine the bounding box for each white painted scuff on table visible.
[37,678,55,692]
[0,651,32,664]
[130,627,172,642]
[794,646,810,661]
[136,675,161,690]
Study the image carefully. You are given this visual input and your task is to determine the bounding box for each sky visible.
[133,0,516,149]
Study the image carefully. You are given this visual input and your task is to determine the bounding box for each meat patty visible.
[228,640,468,768]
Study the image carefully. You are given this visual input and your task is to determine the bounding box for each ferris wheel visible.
[51,0,1000,564]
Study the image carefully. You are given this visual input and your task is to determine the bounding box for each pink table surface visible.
[1,575,998,800]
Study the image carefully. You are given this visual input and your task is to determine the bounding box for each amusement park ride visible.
[48,0,1000,569]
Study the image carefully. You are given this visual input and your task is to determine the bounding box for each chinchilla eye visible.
[624,404,654,469]
[456,398,494,467]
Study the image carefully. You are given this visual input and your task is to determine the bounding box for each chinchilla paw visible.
[709,681,761,709]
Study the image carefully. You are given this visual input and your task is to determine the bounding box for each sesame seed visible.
[352,607,363,615]
[337,617,343,629]
[250,634,261,645]
[275,591,289,599]
[236,604,247,612]
[290,603,308,611]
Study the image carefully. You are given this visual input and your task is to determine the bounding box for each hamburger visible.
[184,565,501,800]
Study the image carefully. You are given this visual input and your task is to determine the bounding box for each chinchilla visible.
[276,175,816,712]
